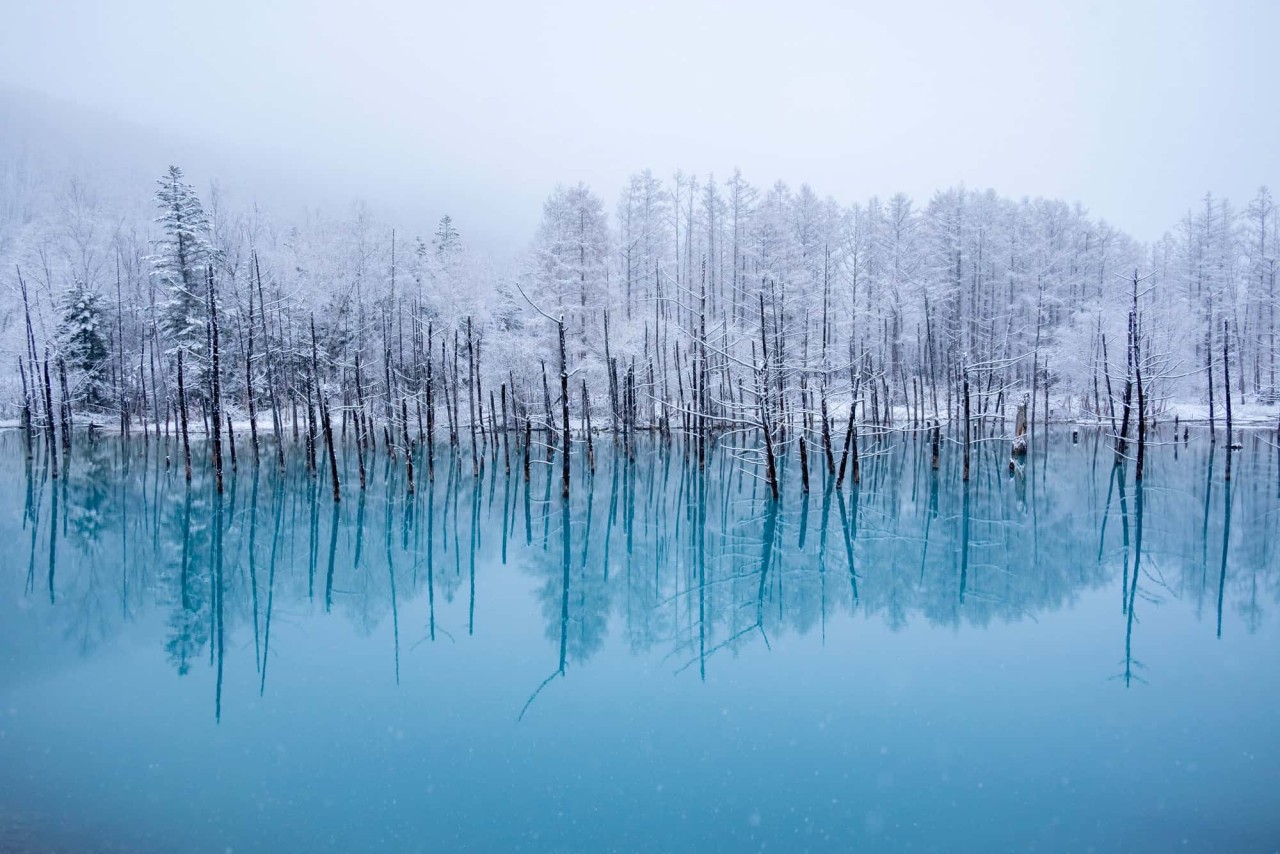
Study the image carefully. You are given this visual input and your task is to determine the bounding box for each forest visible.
[1,163,1277,496]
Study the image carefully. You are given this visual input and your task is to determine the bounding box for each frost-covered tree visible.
[1244,187,1277,398]
[152,165,214,359]
[55,279,109,407]
[434,215,462,258]
[529,183,609,352]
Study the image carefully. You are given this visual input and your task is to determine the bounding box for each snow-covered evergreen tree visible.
[55,278,109,407]
[530,183,609,350]
[151,165,214,361]
[434,215,462,257]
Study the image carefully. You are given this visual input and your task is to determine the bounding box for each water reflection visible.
[4,425,1279,721]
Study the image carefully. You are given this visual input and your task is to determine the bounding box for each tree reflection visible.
[3,425,1278,720]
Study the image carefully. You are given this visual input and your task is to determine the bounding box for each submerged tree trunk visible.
[962,368,971,482]
[312,317,341,502]
[246,280,260,465]
[1224,319,1233,482]
[1009,394,1028,470]
[559,315,571,499]
[583,378,595,475]
[42,354,58,480]
[208,270,224,494]
[57,358,71,453]
[177,349,191,482]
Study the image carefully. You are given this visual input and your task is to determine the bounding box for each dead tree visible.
[962,367,972,482]
[354,351,368,490]
[583,378,595,475]
[312,317,341,502]
[18,358,33,460]
[467,316,480,477]
[42,354,59,480]
[425,321,435,482]
[500,382,510,475]
[1009,394,1028,471]
[402,396,415,495]
[245,274,260,465]
[208,270,225,494]
[559,315,570,498]
[1224,319,1234,481]
[255,255,286,474]
[177,349,192,482]
[756,295,779,499]
[57,358,71,453]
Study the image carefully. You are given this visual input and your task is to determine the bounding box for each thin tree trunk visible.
[1224,319,1233,481]
[962,368,971,482]
[583,378,595,475]
[208,270,225,494]
[559,316,571,498]
[42,355,59,480]
[178,349,191,482]
[57,357,71,453]
[246,281,260,465]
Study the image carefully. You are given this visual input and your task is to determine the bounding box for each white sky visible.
[1,0,1277,249]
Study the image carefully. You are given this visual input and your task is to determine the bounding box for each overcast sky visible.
[1,0,1277,249]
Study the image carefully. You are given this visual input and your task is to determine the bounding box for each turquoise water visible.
[1,427,1278,852]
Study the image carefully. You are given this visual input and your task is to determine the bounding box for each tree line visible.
[3,165,1276,496]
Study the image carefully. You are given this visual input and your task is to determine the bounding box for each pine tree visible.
[152,166,214,363]
[434,215,462,257]
[55,280,110,407]
[531,183,609,354]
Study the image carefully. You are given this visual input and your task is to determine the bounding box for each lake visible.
[1,426,1278,852]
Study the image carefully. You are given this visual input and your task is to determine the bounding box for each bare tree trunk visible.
[1101,333,1117,435]
[18,358,33,460]
[523,411,532,483]
[116,257,128,437]
[467,316,479,477]
[254,256,286,474]
[42,354,59,480]
[312,317,341,501]
[177,349,191,482]
[559,315,571,498]
[444,338,458,450]
[246,280,260,465]
[226,414,237,471]
[583,378,595,475]
[57,357,71,453]
[501,382,510,475]
[402,397,415,495]
[838,373,860,487]
[962,368,972,482]
[1224,319,1233,482]
[426,322,435,482]
[207,267,225,494]
[1115,311,1135,464]
[1207,326,1216,442]
[354,351,368,490]
[1135,337,1147,482]
[304,351,318,475]
[1010,395,1028,468]
[757,295,779,499]
[604,308,618,434]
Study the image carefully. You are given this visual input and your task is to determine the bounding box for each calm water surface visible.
[1,428,1278,852]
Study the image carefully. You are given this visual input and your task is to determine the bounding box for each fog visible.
[2,0,1276,250]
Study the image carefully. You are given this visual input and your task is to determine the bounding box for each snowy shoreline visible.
[0,401,1275,436]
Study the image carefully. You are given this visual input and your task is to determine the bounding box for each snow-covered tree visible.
[55,278,109,407]
[434,214,462,258]
[151,165,214,359]
[529,183,609,352]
